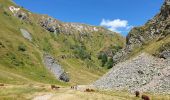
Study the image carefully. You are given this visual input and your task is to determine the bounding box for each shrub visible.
[111,45,122,55]
[18,44,26,52]
[73,44,91,60]
[7,53,24,67]
[98,53,108,67]
[106,58,114,69]
[3,11,10,16]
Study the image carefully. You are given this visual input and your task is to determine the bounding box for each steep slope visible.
[112,0,170,64]
[94,53,170,94]
[94,0,170,94]
[0,0,125,85]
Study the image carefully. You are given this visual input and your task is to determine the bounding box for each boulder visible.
[160,50,170,59]
[59,72,69,82]
[20,29,32,41]
[15,11,27,20]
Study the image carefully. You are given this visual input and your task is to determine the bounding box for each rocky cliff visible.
[112,0,170,64]
[126,0,170,51]
[39,15,112,35]
[94,0,170,94]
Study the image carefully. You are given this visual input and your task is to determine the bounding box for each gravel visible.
[93,53,170,94]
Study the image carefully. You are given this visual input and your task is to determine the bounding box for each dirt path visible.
[32,88,125,100]
[33,94,54,100]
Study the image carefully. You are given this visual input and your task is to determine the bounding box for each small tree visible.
[98,53,108,67]
[106,58,114,69]
[73,44,91,60]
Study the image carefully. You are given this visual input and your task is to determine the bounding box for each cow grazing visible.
[142,95,150,100]
[135,91,140,97]
[0,84,4,86]
[90,89,95,92]
[51,85,60,90]
[71,86,73,89]
[71,85,77,90]
[84,88,95,92]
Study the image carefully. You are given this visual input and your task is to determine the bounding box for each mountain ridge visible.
[0,0,125,85]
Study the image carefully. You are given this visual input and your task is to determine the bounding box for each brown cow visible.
[0,84,4,86]
[135,91,140,97]
[90,89,95,92]
[142,95,150,100]
[51,85,60,90]
[71,86,73,89]
[84,88,95,92]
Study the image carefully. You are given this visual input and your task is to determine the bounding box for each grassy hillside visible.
[0,0,125,85]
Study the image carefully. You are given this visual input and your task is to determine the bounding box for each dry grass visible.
[1,83,169,100]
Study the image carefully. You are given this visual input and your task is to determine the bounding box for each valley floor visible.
[0,83,169,100]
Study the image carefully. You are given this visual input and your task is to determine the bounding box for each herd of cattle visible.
[0,83,150,100]
[51,84,150,100]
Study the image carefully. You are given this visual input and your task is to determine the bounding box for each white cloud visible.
[100,19,132,33]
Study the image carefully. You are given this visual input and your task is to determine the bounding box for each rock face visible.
[9,6,31,23]
[126,0,170,51]
[9,6,20,13]
[93,53,170,94]
[112,0,170,64]
[20,29,32,41]
[160,50,170,59]
[39,16,113,35]
[43,54,69,82]
[15,11,27,20]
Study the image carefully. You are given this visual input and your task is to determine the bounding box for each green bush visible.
[98,53,108,67]
[18,44,27,52]
[111,45,122,55]
[106,58,114,69]
[73,44,91,60]
[7,53,24,67]
[98,45,122,68]
[3,11,10,16]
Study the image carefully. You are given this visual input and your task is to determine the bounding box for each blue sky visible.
[13,0,164,36]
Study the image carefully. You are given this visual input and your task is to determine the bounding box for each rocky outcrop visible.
[112,0,170,64]
[39,16,113,35]
[93,53,170,94]
[126,0,170,52]
[20,29,32,41]
[159,50,170,59]
[15,11,28,20]
[9,6,32,24]
[43,54,69,82]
